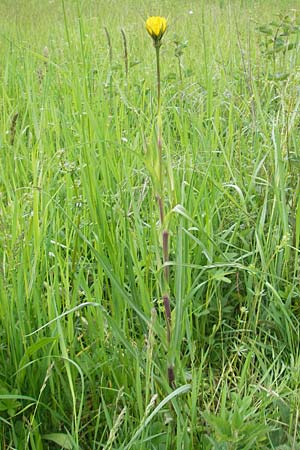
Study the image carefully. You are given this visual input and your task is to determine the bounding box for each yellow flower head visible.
[146,16,167,42]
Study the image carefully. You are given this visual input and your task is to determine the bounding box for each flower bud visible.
[146,16,167,42]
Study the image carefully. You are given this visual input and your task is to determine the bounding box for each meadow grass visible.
[1,0,300,448]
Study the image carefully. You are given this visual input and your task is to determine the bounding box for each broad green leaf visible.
[43,433,73,449]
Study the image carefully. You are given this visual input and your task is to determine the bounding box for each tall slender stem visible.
[156,46,161,110]
[156,45,163,194]
[154,41,175,388]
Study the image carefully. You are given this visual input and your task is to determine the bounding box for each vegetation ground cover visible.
[1,0,300,448]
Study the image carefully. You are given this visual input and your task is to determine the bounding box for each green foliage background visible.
[1,0,300,448]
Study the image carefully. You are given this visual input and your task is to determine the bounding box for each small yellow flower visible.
[146,16,167,42]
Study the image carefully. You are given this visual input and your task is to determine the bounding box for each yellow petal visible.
[146,16,167,41]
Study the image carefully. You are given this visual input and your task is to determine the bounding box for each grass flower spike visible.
[146,16,167,44]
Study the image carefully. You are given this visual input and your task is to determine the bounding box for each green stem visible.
[177,56,183,83]
[155,41,175,388]
[156,45,163,193]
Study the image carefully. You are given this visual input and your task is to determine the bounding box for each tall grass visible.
[1,0,300,448]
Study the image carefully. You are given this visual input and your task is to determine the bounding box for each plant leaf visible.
[43,433,73,449]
